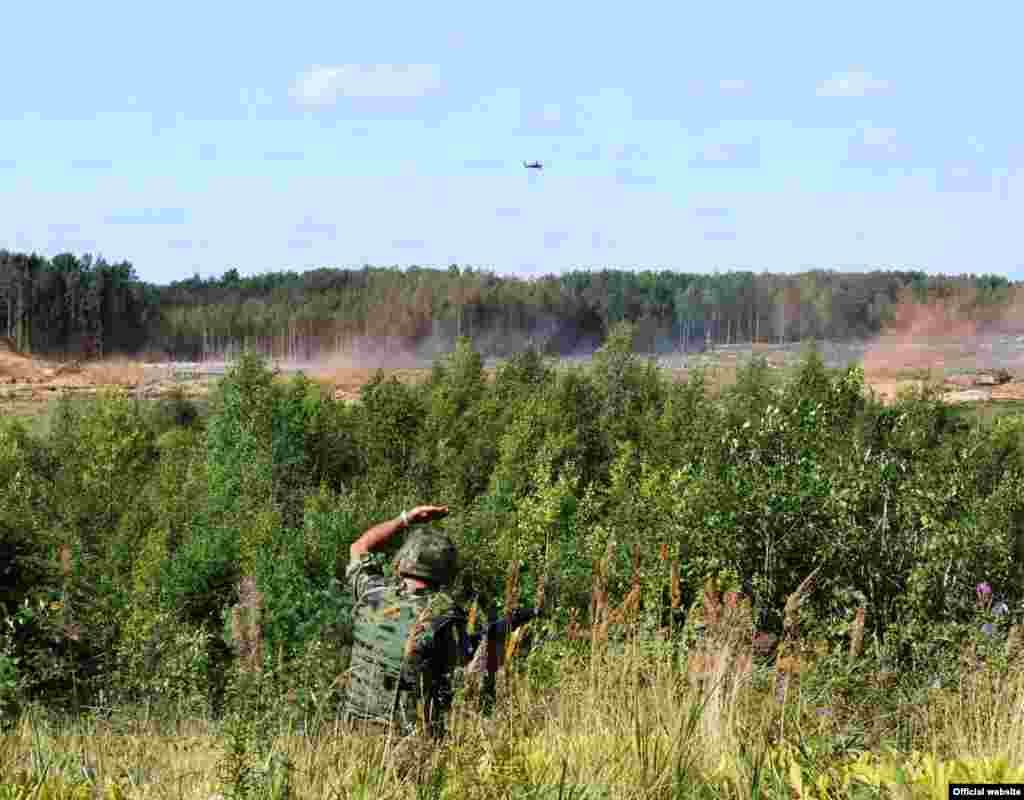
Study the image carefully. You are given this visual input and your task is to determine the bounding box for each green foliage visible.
[0,613,22,729]
[3,338,1024,718]
[112,608,216,716]
[490,364,608,502]
[413,337,493,504]
[42,393,160,680]
[0,419,59,617]
[148,387,203,434]
[300,381,361,491]
[216,672,295,800]
[204,352,280,519]
[590,321,668,446]
[353,370,425,499]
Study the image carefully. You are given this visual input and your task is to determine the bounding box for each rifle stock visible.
[465,607,540,662]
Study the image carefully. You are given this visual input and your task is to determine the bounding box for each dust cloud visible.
[862,288,1024,378]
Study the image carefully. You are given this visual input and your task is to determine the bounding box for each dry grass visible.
[79,357,147,386]
[4,669,1023,799]
[0,351,43,382]
[4,559,1024,800]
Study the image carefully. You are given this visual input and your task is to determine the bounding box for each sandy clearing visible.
[2,347,1024,417]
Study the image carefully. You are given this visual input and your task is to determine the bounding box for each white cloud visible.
[697,144,735,163]
[937,162,994,193]
[609,144,648,161]
[861,125,899,148]
[290,64,443,108]
[295,217,337,240]
[844,124,910,166]
[615,168,657,186]
[718,78,749,93]
[816,70,891,97]
[686,79,707,96]
[691,139,761,168]
[686,78,750,96]
[105,208,186,225]
[540,104,562,124]
[543,231,570,249]
[519,99,585,136]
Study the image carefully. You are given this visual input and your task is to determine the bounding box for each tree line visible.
[0,251,156,357]
[1,248,1018,360]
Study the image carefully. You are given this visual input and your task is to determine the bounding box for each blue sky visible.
[2,1,1022,284]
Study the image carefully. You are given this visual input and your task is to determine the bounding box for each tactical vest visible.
[344,582,463,733]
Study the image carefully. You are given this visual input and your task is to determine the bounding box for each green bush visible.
[3,340,1023,716]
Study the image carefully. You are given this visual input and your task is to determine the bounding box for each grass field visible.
[4,340,1024,798]
[4,603,1023,799]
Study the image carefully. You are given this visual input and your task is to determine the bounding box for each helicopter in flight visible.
[523,161,544,170]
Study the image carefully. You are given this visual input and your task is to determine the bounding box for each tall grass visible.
[4,547,1023,799]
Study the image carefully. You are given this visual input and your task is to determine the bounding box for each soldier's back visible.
[344,578,466,735]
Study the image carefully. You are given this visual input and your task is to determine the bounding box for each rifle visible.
[464,607,541,663]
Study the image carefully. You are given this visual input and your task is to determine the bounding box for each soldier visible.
[341,504,469,738]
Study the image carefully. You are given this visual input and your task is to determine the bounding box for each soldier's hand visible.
[406,505,449,525]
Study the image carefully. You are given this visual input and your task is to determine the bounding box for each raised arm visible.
[349,505,449,561]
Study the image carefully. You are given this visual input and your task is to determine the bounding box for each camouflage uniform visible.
[342,551,469,737]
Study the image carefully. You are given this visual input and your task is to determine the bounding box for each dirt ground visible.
[3,338,1024,423]
[0,345,440,416]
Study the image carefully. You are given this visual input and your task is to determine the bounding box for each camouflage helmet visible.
[394,531,458,586]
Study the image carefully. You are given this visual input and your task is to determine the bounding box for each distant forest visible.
[0,249,1019,360]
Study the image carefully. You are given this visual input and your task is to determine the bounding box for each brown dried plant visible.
[589,544,614,652]
[849,604,867,662]
[774,567,822,703]
[701,576,723,629]
[686,577,756,703]
[609,543,643,627]
[230,575,265,673]
[504,560,521,616]
[782,565,821,640]
[567,607,582,641]
[1007,624,1023,666]
[534,570,548,615]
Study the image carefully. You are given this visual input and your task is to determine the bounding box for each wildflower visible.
[976,582,993,611]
